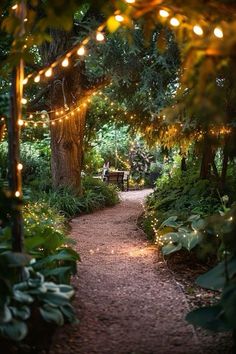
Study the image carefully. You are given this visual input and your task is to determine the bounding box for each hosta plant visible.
[156,214,205,255]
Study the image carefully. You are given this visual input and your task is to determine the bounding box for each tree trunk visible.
[40,27,106,191]
[50,106,87,191]
[200,136,214,179]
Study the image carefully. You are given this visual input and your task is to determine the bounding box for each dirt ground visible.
[50,190,232,354]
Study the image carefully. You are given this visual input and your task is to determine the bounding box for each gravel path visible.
[50,190,200,354]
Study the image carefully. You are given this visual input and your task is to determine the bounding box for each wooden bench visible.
[105,171,129,191]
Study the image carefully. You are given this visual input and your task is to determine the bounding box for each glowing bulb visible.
[21,98,27,104]
[34,123,37,127]
[34,75,40,83]
[214,27,223,38]
[170,17,180,27]
[115,14,124,22]
[96,32,105,42]
[23,78,28,85]
[62,58,69,67]
[51,121,55,125]
[159,9,169,18]
[125,0,135,3]
[12,4,18,10]
[77,46,86,56]
[15,191,20,197]
[18,119,24,126]
[17,163,23,170]
[45,68,52,77]
[41,114,45,119]
[193,25,203,36]
[43,123,46,128]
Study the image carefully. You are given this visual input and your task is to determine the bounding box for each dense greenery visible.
[1,0,236,350]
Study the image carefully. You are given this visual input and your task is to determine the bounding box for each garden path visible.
[50,190,200,354]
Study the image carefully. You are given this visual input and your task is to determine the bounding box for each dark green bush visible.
[32,176,119,217]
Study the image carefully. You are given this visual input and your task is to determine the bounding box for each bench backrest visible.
[107,171,124,183]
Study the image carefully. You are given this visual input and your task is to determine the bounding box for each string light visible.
[115,14,125,22]
[62,57,69,67]
[15,191,20,198]
[21,98,27,104]
[77,46,86,56]
[96,32,105,42]
[34,75,40,83]
[17,163,23,171]
[18,119,24,126]
[45,68,52,77]
[159,9,169,18]
[214,27,224,38]
[125,0,135,3]
[23,78,28,85]
[170,17,180,27]
[193,25,204,36]
[11,4,18,10]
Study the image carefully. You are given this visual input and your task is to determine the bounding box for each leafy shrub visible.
[35,176,119,217]
[0,254,76,343]
[157,215,205,255]
[186,206,236,333]
[0,140,51,188]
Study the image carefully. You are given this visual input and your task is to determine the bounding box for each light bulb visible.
[23,78,28,85]
[21,98,27,104]
[115,14,124,22]
[125,0,135,3]
[17,163,23,170]
[170,17,180,27]
[12,4,18,10]
[45,68,52,77]
[193,25,203,36]
[62,58,69,67]
[77,46,85,56]
[34,75,40,83]
[15,191,20,197]
[214,27,223,38]
[96,32,105,42]
[18,119,24,126]
[159,9,169,18]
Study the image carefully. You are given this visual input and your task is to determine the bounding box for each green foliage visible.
[158,215,204,255]
[146,167,221,226]
[187,207,236,332]
[36,177,119,217]
[0,263,76,342]
[0,140,51,188]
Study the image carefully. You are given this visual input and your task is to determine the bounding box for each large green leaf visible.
[162,242,182,255]
[60,304,77,323]
[160,215,182,229]
[181,231,202,251]
[0,320,28,341]
[0,305,12,323]
[196,258,236,290]
[0,252,30,268]
[38,291,72,306]
[40,266,72,283]
[186,305,231,332]
[222,283,236,329]
[13,290,34,304]
[10,306,30,321]
[39,305,64,326]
